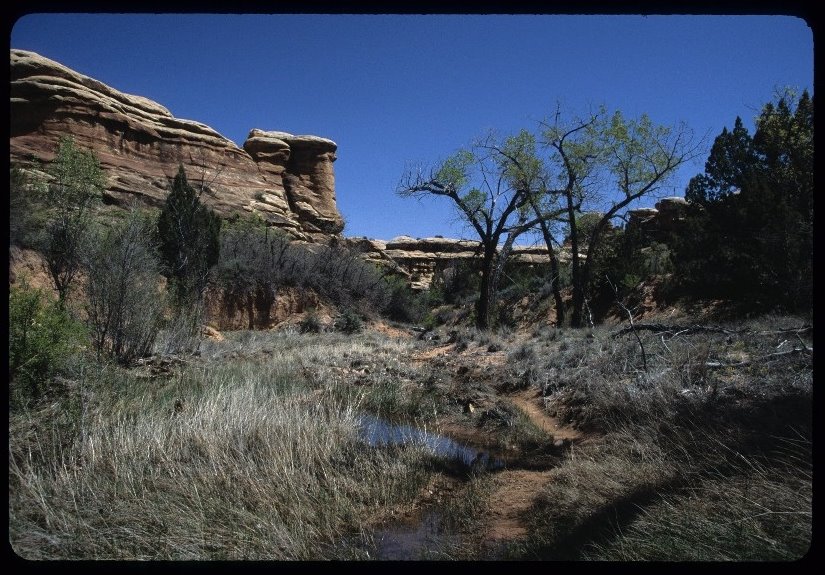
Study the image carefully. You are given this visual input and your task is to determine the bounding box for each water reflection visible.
[357,413,505,471]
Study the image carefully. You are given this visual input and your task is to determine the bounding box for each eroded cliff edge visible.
[10,48,343,241]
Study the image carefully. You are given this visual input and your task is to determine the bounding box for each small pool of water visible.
[357,413,505,471]
[372,510,461,560]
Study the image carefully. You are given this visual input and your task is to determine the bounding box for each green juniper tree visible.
[677,89,813,311]
[157,165,221,306]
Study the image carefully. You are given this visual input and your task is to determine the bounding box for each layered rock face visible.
[348,236,567,290]
[244,130,342,235]
[10,49,343,240]
[627,196,689,238]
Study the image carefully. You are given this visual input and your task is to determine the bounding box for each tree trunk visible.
[476,245,497,330]
[530,200,565,325]
[566,191,583,328]
[489,229,521,321]
[549,251,565,325]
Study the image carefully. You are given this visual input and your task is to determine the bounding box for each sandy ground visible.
[480,388,582,546]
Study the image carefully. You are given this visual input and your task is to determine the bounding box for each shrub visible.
[299,312,323,334]
[432,260,480,305]
[214,228,397,324]
[335,308,364,334]
[9,282,86,408]
[382,275,427,323]
[215,217,290,329]
[84,207,165,364]
[300,243,391,312]
[154,303,205,357]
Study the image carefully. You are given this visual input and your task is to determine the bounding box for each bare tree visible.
[84,206,165,364]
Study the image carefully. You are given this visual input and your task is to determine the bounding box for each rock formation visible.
[244,130,342,235]
[348,235,568,290]
[9,49,343,240]
[627,196,689,238]
[10,49,690,297]
[348,197,689,291]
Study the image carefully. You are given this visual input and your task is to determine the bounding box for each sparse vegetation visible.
[8,94,811,562]
[511,316,812,560]
[84,206,165,364]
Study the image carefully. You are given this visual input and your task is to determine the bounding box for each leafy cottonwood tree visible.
[41,137,105,303]
[157,165,221,306]
[541,107,701,326]
[398,134,547,329]
[398,108,698,329]
[477,131,570,323]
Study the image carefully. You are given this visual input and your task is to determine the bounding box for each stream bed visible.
[356,414,506,559]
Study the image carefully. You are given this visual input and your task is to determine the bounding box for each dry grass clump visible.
[9,332,435,560]
[509,315,811,561]
[584,443,811,560]
[519,420,811,560]
[540,316,812,431]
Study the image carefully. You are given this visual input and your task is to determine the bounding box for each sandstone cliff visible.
[10,49,343,240]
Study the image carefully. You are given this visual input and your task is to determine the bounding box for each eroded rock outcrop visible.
[349,197,689,291]
[627,196,690,238]
[10,49,343,240]
[348,235,568,290]
[244,130,343,235]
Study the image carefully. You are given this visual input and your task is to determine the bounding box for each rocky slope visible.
[10,49,343,240]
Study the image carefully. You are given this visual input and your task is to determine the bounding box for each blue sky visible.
[10,14,814,241]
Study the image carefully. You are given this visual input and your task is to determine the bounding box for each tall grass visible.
[9,332,435,560]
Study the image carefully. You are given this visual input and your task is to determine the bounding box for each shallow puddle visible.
[356,414,507,559]
[371,510,463,560]
[357,413,505,471]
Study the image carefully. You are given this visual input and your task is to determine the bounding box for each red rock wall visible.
[10,49,343,241]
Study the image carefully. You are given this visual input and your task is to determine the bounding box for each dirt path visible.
[481,389,581,547]
[402,338,583,551]
[508,389,581,442]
